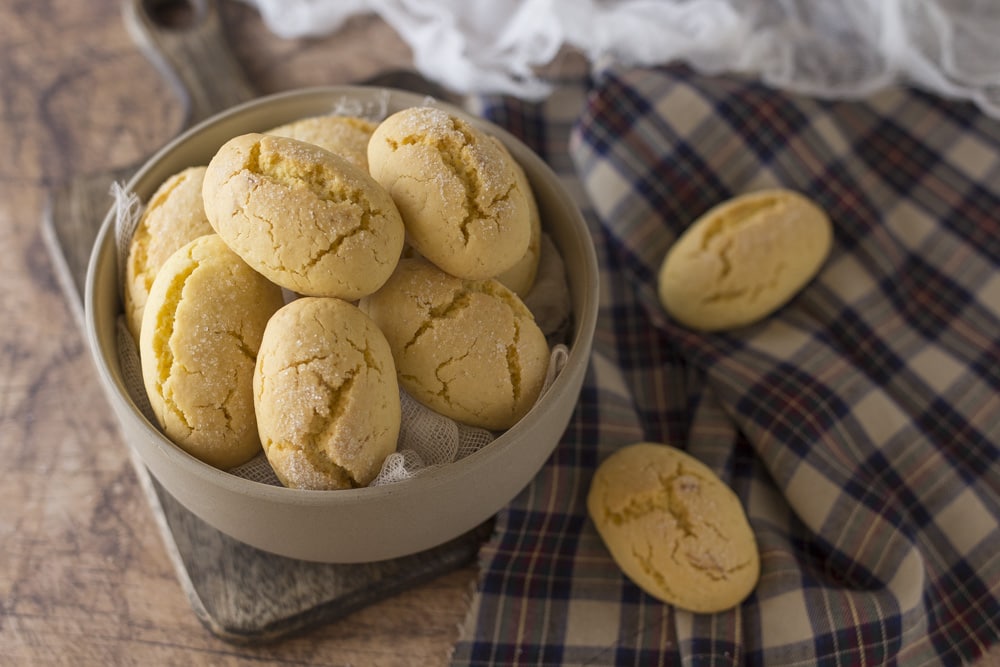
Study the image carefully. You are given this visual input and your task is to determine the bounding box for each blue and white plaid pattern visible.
[452,64,1000,666]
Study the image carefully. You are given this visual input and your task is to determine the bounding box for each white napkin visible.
[242,0,1000,118]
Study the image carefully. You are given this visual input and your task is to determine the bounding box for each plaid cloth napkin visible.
[452,64,1000,665]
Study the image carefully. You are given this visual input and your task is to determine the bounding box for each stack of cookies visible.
[124,106,550,491]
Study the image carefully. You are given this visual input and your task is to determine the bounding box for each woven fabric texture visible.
[452,64,1000,666]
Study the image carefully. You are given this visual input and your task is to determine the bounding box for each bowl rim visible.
[84,84,600,508]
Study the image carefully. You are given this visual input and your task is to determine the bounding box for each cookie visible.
[358,257,549,431]
[657,188,832,331]
[202,133,405,299]
[254,297,400,490]
[587,442,759,613]
[492,137,541,297]
[265,114,377,171]
[139,234,285,469]
[367,106,531,280]
[123,165,214,340]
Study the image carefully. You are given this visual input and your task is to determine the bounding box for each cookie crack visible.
[217,386,236,433]
[275,360,364,488]
[402,288,475,353]
[224,329,256,361]
[402,278,528,355]
[246,138,366,206]
[298,205,385,274]
[312,368,360,477]
[154,255,198,434]
[507,320,523,404]
[679,547,756,582]
[700,259,787,305]
[432,342,475,406]
[601,462,723,550]
[388,115,505,246]
[269,328,384,486]
[632,540,681,599]
[699,195,781,250]
[696,195,792,305]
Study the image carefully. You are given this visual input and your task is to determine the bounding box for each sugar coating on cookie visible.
[367,106,531,280]
[202,133,405,299]
[587,442,759,613]
[358,257,549,431]
[657,188,832,331]
[139,234,285,470]
[254,297,401,490]
[266,114,377,171]
[124,165,214,341]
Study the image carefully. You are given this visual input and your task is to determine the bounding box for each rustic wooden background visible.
[0,1,481,664]
[6,2,1000,666]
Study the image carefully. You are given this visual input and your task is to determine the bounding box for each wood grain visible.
[0,2,485,665]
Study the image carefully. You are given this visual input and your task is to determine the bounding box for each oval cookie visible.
[367,106,531,280]
[124,165,213,340]
[254,297,401,490]
[657,188,832,331]
[358,257,549,431]
[139,234,285,469]
[202,133,405,299]
[587,442,759,613]
[265,114,377,171]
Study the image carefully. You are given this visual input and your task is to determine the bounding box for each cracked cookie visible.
[367,106,531,280]
[657,188,832,331]
[124,165,214,341]
[492,137,542,298]
[265,114,377,172]
[139,233,285,470]
[588,442,759,613]
[254,297,401,490]
[202,133,405,299]
[358,257,548,431]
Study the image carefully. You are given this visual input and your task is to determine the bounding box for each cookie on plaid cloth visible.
[451,63,1000,666]
[657,187,832,331]
[588,442,760,613]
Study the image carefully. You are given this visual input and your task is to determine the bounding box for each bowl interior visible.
[84,86,599,561]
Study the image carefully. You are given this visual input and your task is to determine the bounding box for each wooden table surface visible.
[6,3,1000,667]
[0,2,480,665]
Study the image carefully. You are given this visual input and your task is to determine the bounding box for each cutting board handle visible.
[122,0,257,126]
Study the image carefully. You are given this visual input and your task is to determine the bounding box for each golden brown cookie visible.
[657,188,832,331]
[139,234,285,470]
[367,106,531,280]
[124,165,214,340]
[202,133,405,299]
[253,297,400,490]
[587,442,760,613]
[265,114,377,171]
[492,138,541,297]
[358,257,549,431]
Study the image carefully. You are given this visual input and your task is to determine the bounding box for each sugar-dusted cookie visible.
[265,114,377,171]
[367,106,531,280]
[358,257,549,431]
[139,234,284,469]
[124,165,213,340]
[657,188,832,331]
[254,297,400,490]
[202,133,404,299]
[588,442,760,613]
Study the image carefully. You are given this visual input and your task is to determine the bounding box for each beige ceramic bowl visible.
[85,86,598,563]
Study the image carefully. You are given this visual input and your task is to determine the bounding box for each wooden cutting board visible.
[42,0,486,644]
